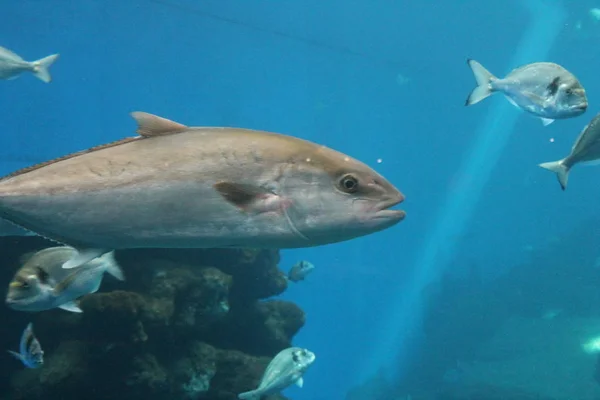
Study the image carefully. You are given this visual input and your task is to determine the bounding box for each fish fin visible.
[295,377,304,388]
[58,301,82,313]
[538,159,570,190]
[465,59,497,106]
[99,251,125,281]
[130,112,188,137]
[31,54,59,83]
[214,182,272,209]
[62,248,108,269]
[7,350,24,362]
[546,77,560,96]
[540,117,555,126]
[237,390,260,400]
[581,159,600,166]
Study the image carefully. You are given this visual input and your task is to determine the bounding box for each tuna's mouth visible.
[374,194,406,221]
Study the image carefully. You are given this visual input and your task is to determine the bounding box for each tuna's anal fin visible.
[62,248,109,269]
[540,117,555,126]
[295,377,304,388]
[58,301,83,313]
[130,112,188,137]
[465,59,498,106]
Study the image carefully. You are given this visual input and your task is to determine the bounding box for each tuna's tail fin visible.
[31,54,59,83]
[465,59,498,106]
[238,390,260,400]
[538,159,570,190]
[100,251,125,281]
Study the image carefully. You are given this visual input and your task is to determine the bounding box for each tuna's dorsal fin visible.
[131,112,188,137]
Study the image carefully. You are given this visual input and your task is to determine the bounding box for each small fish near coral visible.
[5,246,125,313]
[465,59,588,126]
[0,45,59,83]
[238,347,316,399]
[0,111,406,271]
[7,322,43,369]
[287,260,315,283]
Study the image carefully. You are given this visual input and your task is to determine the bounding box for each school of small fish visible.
[0,40,598,397]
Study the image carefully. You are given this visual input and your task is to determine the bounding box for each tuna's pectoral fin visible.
[465,59,498,106]
[538,159,570,190]
[62,248,109,269]
[214,181,290,214]
[540,117,555,126]
[58,301,82,313]
[130,112,188,137]
[295,377,304,388]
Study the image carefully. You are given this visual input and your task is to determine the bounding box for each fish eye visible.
[21,281,29,289]
[339,174,359,193]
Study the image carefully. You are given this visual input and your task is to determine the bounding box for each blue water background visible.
[3,1,600,399]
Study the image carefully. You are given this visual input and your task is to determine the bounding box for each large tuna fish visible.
[0,112,406,269]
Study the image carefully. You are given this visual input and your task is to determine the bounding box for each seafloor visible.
[0,236,304,400]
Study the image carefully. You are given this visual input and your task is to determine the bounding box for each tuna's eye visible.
[21,281,29,289]
[339,175,359,193]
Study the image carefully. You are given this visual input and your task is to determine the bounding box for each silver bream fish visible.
[238,347,315,399]
[539,111,600,190]
[5,246,125,313]
[288,260,315,283]
[0,46,59,83]
[8,323,43,369]
[465,59,587,126]
[0,112,406,270]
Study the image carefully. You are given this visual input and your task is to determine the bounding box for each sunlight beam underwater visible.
[356,0,568,385]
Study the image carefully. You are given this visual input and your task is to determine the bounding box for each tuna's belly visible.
[0,183,301,249]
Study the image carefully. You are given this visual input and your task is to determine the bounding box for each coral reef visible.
[0,237,304,400]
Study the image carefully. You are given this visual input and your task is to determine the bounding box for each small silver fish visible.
[0,46,59,83]
[238,347,315,399]
[539,111,600,190]
[8,323,43,368]
[287,261,315,283]
[5,246,125,313]
[465,59,588,126]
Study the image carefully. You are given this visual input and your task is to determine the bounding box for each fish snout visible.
[373,190,406,222]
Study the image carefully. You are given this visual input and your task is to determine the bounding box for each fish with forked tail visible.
[5,246,125,313]
[465,59,587,126]
[539,111,600,190]
[8,323,43,369]
[0,46,59,83]
[238,347,315,399]
[0,112,405,270]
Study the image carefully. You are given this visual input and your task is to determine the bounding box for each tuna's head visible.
[551,80,588,118]
[281,146,405,246]
[291,348,316,370]
[5,271,52,311]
